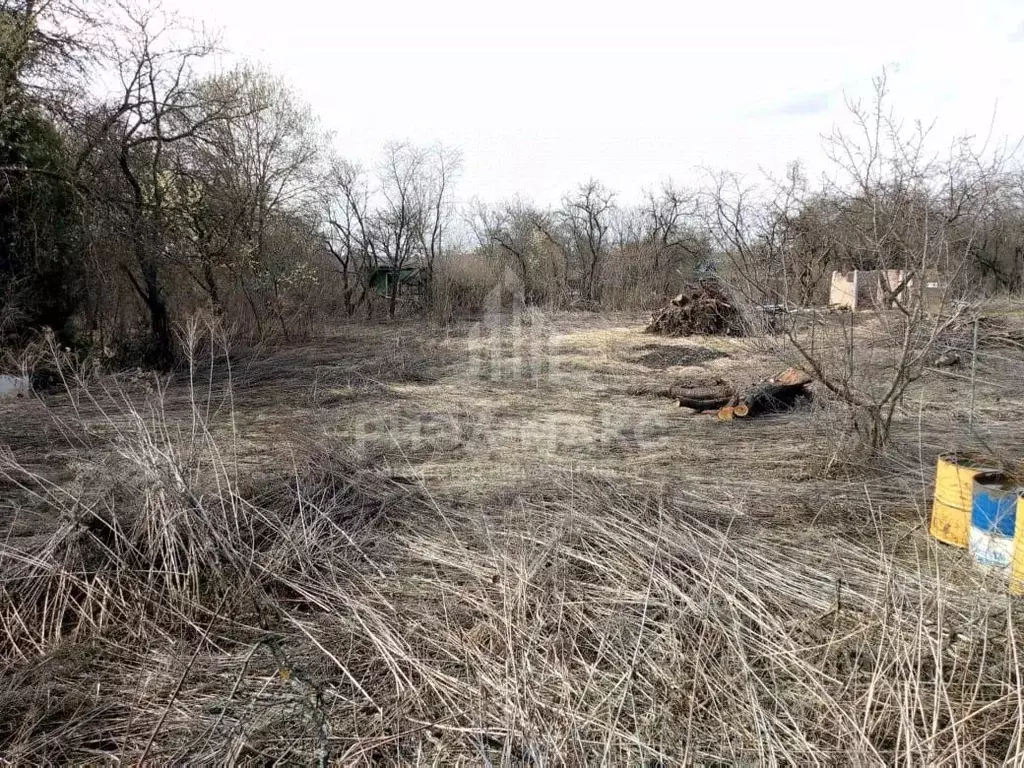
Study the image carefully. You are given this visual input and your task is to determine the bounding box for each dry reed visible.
[0,315,1022,764]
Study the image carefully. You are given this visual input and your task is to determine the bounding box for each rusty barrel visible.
[930,453,996,548]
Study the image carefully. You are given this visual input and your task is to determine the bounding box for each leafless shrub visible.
[429,249,503,321]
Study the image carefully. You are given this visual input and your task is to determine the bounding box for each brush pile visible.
[645,280,745,337]
[941,311,1024,351]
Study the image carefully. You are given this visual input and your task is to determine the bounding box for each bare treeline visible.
[468,180,711,312]
[2,1,1023,367]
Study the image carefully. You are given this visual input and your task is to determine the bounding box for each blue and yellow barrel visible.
[969,473,1017,570]
[931,453,996,547]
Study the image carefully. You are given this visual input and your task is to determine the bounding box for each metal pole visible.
[968,317,979,428]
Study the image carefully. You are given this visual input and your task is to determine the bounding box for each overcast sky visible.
[161,0,1024,206]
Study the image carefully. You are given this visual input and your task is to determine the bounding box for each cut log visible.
[675,394,733,412]
[732,381,812,418]
[668,379,734,412]
[669,385,733,400]
[629,376,735,413]
[715,370,813,420]
[773,367,812,387]
[634,367,813,420]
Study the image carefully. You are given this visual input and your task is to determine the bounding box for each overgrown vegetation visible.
[2,314,1023,763]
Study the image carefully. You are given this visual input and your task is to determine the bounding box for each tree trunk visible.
[586,254,599,302]
[675,393,732,412]
[141,258,173,369]
[203,262,223,316]
[240,276,264,339]
[388,269,398,318]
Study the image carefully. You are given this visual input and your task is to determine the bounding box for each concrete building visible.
[829,269,917,311]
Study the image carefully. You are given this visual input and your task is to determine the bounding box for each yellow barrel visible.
[1012,493,1024,596]
[931,453,996,548]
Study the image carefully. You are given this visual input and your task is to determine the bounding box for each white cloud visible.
[755,91,834,118]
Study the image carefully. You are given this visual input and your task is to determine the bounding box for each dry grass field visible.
[1,307,1023,763]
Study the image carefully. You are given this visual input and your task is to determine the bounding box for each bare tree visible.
[326,142,459,318]
[324,158,375,317]
[635,182,709,294]
[181,64,329,336]
[469,197,558,304]
[0,0,96,119]
[75,2,241,365]
[703,166,802,307]
[559,179,616,303]
[416,143,460,285]
[373,142,427,318]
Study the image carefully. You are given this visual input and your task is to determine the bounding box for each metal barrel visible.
[931,453,995,548]
[1011,492,1024,596]
[970,472,1018,570]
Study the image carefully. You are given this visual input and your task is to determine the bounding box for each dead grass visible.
[0,307,1022,763]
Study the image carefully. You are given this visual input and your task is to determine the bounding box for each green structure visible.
[369,266,426,297]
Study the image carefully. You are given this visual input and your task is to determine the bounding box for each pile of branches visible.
[645,280,746,337]
[942,312,1024,350]
[927,311,1024,368]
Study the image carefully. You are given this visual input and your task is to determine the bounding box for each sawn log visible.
[717,368,813,420]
